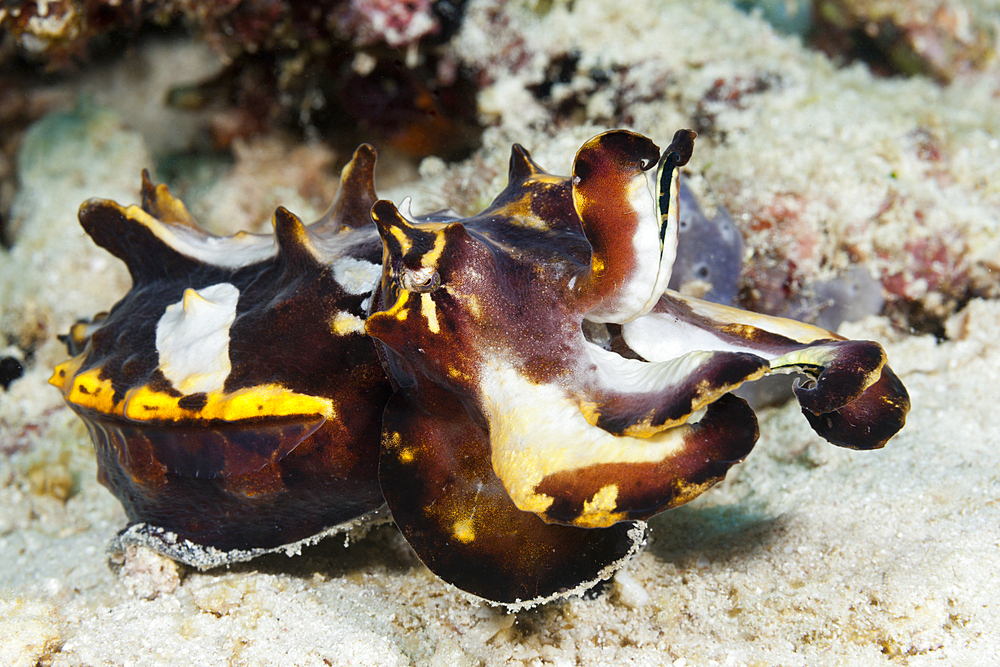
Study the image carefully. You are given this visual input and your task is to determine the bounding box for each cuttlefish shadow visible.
[646,502,785,567]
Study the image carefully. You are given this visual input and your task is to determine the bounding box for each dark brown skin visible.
[800,365,910,450]
[81,411,382,551]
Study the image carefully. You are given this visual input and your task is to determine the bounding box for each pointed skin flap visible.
[273,206,323,269]
[310,144,379,232]
[78,198,209,284]
[140,169,198,227]
[508,143,546,182]
[370,199,442,260]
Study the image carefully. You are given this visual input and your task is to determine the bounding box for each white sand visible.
[2,0,999,664]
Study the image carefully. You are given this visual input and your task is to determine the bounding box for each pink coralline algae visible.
[334,0,440,48]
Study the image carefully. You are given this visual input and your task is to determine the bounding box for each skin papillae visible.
[51,130,909,608]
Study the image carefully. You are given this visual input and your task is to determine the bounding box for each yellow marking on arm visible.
[620,412,660,438]
[527,174,565,185]
[385,431,414,463]
[388,225,413,254]
[489,191,553,230]
[421,230,448,269]
[452,518,476,544]
[447,366,470,382]
[123,384,335,422]
[59,358,334,423]
[421,293,440,334]
[463,293,483,319]
[578,399,601,427]
[372,290,412,323]
[575,484,626,528]
[63,377,334,423]
[49,354,87,393]
[675,292,845,344]
[62,368,119,416]
[517,491,555,516]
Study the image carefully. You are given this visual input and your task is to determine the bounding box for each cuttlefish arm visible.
[620,292,910,450]
[367,192,768,534]
[572,130,695,322]
[480,358,762,528]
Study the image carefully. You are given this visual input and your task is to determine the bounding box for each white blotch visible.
[621,311,754,361]
[585,168,666,323]
[332,257,381,295]
[155,283,239,395]
[480,356,692,518]
[331,310,367,335]
[137,208,277,269]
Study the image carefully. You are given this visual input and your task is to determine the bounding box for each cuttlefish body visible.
[51,129,907,607]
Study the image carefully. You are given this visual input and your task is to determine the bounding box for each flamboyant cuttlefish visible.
[51,129,909,607]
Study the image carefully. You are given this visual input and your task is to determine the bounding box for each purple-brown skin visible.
[52,130,909,607]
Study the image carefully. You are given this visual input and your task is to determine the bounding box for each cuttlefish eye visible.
[401,266,441,293]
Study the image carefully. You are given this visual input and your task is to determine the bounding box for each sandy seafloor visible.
[2,0,1000,665]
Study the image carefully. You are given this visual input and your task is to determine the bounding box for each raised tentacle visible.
[572,129,696,322]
